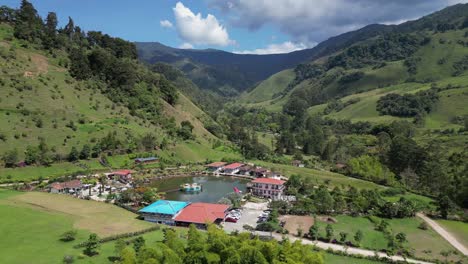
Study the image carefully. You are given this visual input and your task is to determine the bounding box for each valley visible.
[0,1,467,264]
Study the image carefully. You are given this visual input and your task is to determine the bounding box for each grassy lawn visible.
[0,189,158,264]
[322,253,384,264]
[386,218,463,262]
[255,161,383,190]
[315,216,388,251]
[436,220,468,249]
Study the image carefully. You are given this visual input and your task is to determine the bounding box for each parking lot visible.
[223,202,269,233]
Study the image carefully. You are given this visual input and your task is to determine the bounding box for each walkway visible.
[254,231,433,264]
[417,213,468,256]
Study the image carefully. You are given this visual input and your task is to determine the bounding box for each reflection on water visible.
[150,176,248,203]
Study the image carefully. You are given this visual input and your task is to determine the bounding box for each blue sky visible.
[2,0,467,54]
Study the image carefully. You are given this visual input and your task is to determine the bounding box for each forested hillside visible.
[223,4,468,210]
[0,2,220,168]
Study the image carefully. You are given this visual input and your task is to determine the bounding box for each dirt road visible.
[417,213,467,256]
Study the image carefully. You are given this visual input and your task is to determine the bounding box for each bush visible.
[418,222,429,230]
[60,230,77,242]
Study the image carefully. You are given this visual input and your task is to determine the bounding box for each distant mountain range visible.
[137,3,468,100]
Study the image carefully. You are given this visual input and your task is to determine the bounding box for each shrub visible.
[418,222,429,230]
[60,230,77,242]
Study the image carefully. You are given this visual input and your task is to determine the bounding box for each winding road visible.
[416,213,468,256]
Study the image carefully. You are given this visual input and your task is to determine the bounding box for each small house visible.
[291,160,305,168]
[108,169,133,182]
[139,200,189,225]
[222,163,244,174]
[205,162,227,172]
[50,180,83,194]
[253,167,268,177]
[237,165,253,176]
[134,157,158,164]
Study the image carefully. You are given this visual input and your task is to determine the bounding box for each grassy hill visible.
[0,23,222,157]
[242,28,468,131]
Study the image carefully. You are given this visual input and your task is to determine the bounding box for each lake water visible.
[150,175,248,203]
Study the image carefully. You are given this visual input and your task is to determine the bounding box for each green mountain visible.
[0,3,228,171]
[241,3,468,131]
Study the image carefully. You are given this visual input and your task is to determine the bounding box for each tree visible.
[437,195,454,219]
[44,12,58,49]
[14,0,44,42]
[325,224,334,242]
[69,48,91,80]
[395,232,407,245]
[2,149,18,168]
[133,236,145,253]
[60,230,77,242]
[68,146,79,162]
[83,233,100,256]
[25,145,39,165]
[79,144,91,160]
[177,121,194,140]
[63,16,74,40]
[120,247,137,264]
[314,186,334,214]
[339,232,348,244]
[354,230,363,246]
[114,239,127,257]
[309,224,319,241]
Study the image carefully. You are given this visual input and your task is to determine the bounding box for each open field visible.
[435,220,468,252]
[313,215,465,262]
[322,253,384,264]
[0,189,158,264]
[0,190,152,236]
[314,215,388,251]
[387,217,463,262]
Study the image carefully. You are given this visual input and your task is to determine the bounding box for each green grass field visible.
[314,215,464,262]
[315,216,388,251]
[436,219,468,247]
[0,189,156,264]
[386,218,463,262]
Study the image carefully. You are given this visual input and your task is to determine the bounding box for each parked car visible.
[225,216,238,223]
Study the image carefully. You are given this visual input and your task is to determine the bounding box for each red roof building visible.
[251,178,286,199]
[108,169,133,182]
[223,163,244,170]
[111,169,133,176]
[174,203,229,227]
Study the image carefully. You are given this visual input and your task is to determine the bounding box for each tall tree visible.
[14,0,43,42]
[44,12,58,49]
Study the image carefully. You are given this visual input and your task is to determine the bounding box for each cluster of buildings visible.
[206,162,280,178]
[48,169,135,196]
[206,161,287,199]
[138,200,229,229]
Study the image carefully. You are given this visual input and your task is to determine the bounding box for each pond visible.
[150,175,249,203]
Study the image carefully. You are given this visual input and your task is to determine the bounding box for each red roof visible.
[174,203,229,224]
[223,163,244,170]
[111,169,133,176]
[252,178,285,185]
[206,162,227,168]
[51,180,82,190]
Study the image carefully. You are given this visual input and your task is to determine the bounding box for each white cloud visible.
[160,20,173,28]
[179,42,194,49]
[233,41,310,55]
[212,0,468,44]
[173,2,233,46]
